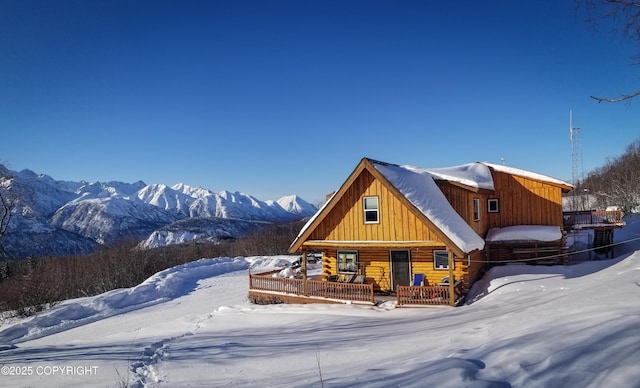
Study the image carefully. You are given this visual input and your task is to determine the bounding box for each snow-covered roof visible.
[403,162,572,191]
[374,163,485,253]
[485,225,563,242]
[482,162,572,188]
[291,158,570,253]
[406,163,495,191]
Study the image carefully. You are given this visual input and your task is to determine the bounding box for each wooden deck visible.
[396,281,464,306]
[563,210,623,258]
[248,270,463,306]
[249,271,375,305]
[563,210,624,230]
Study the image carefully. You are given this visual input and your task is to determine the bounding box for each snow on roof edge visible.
[481,162,573,188]
[289,191,336,250]
[292,158,568,253]
[374,163,485,253]
[485,225,563,242]
[406,162,496,191]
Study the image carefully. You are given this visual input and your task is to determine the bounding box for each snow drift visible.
[1,216,639,387]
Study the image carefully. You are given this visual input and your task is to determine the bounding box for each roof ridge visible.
[364,157,399,167]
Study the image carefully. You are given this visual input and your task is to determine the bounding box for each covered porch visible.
[248,269,464,306]
[248,245,465,307]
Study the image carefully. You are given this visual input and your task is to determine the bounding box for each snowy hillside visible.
[1,216,639,387]
[138,217,268,249]
[0,165,317,257]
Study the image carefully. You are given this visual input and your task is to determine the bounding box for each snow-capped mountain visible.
[136,184,194,217]
[49,197,178,245]
[275,195,318,215]
[0,165,317,258]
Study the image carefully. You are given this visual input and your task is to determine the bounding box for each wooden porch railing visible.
[249,273,375,303]
[563,210,624,229]
[396,281,464,306]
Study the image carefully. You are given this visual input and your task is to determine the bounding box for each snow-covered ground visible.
[1,217,640,387]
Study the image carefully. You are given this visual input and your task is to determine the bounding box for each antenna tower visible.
[570,110,583,188]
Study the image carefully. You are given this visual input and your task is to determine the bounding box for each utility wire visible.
[470,234,640,264]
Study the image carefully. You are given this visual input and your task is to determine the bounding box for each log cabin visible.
[287,157,573,299]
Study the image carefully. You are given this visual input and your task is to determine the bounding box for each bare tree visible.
[582,138,640,212]
[0,174,11,257]
[581,0,640,103]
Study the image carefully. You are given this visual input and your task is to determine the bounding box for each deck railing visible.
[563,210,624,229]
[396,281,464,306]
[249,273,375,303]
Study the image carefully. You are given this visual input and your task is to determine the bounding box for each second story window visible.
[488,198,499,213]
[363,196,379,223]
[473,198,480,221]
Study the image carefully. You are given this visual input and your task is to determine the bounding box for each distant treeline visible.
[578,138,640,213]
[0,220,305,317]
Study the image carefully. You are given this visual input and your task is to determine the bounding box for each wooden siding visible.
[487,169,565,230]
[436,181,490,236]
[308,169,446,243]
[486,239,567,266]
[436,170,565,238]
[322,247,483,293]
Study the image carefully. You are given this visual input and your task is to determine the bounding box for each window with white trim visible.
[488,198,499,213]
[434,250,453,270]
[473,198,480,221]
[337,251,358,273]
[363,196,379,223]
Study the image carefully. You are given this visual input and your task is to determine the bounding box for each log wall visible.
[322,247,482,293]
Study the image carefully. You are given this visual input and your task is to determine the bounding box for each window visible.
[337,251,358,273]
[434,250,453,270]
[363,196,379,223]
[473,198,480,221]
[488,198,499,213]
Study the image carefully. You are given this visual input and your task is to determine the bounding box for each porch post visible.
[302,251,308,296]
[448,249,455,307]
[610,230,614,259]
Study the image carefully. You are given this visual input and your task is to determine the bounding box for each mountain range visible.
[0,165,318,258]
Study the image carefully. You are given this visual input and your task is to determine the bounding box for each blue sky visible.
[1,0,638,204]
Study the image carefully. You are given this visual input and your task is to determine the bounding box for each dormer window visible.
[363,196,379,223]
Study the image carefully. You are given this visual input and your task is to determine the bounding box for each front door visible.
[390,250,410,290]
